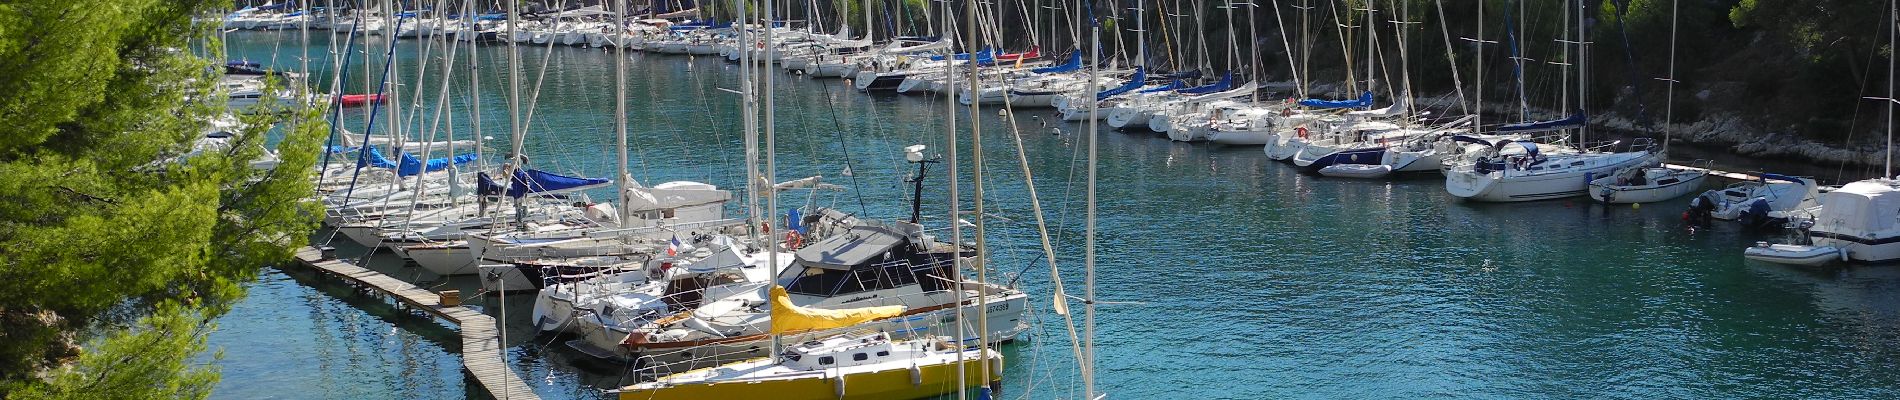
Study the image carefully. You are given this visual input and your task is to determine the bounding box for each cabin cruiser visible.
[1686,173,1821,227]
[1745,178,1900,265]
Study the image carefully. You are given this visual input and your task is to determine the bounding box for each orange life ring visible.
[785,231,803,248]
[756,40,766,50]
[1296,126,1309,139]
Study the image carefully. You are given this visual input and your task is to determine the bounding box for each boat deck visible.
[290,247,541,400]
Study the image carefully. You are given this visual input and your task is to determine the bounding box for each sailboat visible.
[1588,3,1708,203]
[1443,0,1657,202]
[612,286,1000,400]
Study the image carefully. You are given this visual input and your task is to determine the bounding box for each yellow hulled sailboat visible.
[613,286,1002,400]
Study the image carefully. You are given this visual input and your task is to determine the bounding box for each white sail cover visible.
[1188,81,1259,103]
[1347,99,1407,118]
[550,5,610,18]
[883,38,952,54]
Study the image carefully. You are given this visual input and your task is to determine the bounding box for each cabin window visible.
[787,267,847,296]
[663,208,677,218]
[912,260,954,292]
[853,353,869,361]
[876,351,890,357]
[1658,179,1679,185]
[819,356,835,365]
[874,261,919,290]
[1570,161,1584,167]
[827,268,874,296]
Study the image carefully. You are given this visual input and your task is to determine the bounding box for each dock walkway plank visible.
[292,248,541,400]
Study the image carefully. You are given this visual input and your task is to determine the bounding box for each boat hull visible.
[1588,173,1707,204]
[407,243,478,275]
[1743,244,1845,266]
[628,296,1031,370]
[1209,129,1273,145]
[615,354,1000,400]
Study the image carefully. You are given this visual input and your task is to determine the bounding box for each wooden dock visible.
[291,247,540,400]
[1663,162,1796,183]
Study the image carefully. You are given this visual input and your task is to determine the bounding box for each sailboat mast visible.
[1475,0,1483,131]
[943,0,964,396]
[1083,13,1101,400]
[1270,0,1302,98]
[1577,0,1588,140]
[1561,0,1570,116]
[1364,0,1374,94]
[1137,0,1146,70]
[1664,0,1678,152]
[506,0,525,228]
[764,0,786,364]
[616,0,632,225]
[965,0,992,390]
[1890,0,1895,178]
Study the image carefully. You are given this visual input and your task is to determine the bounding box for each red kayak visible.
[338,93,385,107]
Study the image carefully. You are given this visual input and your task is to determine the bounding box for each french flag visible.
[666,235,681,257]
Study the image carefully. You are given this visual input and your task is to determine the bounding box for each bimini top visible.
[1498,113,1585,134]
[794,225,909,270]
[1299,91,1374,109]
[1492,139,1540,158]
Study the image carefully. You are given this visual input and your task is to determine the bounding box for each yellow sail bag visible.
[769,285,906,334]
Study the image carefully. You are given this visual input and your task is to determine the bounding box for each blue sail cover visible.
[356,147,479,176]
[668,21,731,31]
[1139,79,1186,93]
[476,13,508,21]
[1299,91,1375,109]
[506,168,611,198]
[397,152,478,176]
[1030,52,1083,74]
[1097,68,1147,100]
[1498,113,1586,134]
[1176,73,1234,95]
[930,48,993,61]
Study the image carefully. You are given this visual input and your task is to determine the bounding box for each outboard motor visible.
[1684,190,1717,226]
[1738,198,1775,229]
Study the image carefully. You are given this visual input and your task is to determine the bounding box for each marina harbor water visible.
[205,21,1900,399]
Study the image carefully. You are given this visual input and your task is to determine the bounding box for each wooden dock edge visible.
[289,247,541,400]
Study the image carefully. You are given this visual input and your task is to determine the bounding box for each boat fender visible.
[1839,247,1850,262]
[910,365,923,386]
[834,375,847,399]
[1296,126,1308,139]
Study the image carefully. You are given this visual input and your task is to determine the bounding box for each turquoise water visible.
[210,31,1900,399]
